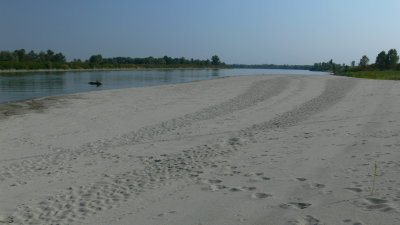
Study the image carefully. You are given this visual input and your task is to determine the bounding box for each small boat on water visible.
[88,81,102,86]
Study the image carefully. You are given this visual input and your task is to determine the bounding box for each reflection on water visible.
[0,69,328,103]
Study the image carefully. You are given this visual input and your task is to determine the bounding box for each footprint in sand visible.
[199,178,222,185]
[345,187,363,193]
[343,219,365,225]
[228,186,257,192]
[207,179,223,184]
[200,179,226,191]
[312,183,325,188]
[157,210,177,217]
[208,184,227,191]
[302,183,325,190]
[229,187,242,192]
[353,197,396,212]
[290,215,320,225]
[280,202,312,209]
[251,193,272,199]
[296,178,307,182]
[245,172,271,182]
[243,186,257,191]
[227,137,242,146]
[364,197,395,212]
[200,177,257,193]
[0,215,14,224]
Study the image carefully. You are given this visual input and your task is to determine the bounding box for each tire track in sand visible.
[0,77,288,184]
[9,77,358,225]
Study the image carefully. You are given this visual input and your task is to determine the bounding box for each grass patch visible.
[369,161,380,195]
[339,70,400,80]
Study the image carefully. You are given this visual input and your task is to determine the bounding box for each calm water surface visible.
[0,69,328,103]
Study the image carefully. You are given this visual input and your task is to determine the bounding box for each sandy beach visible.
[1,74,400,225]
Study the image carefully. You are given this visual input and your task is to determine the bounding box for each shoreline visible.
[0,74,233,119]
[0,70,328,104]
[0,67,317,74]
[0,74,399,224]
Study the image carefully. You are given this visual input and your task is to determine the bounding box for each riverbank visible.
[338,70,400,80]
[0,74,399,224]
[0,66,229,74]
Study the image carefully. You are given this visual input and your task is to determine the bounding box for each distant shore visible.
[0,67,229,74]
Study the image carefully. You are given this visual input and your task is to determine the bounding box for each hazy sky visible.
[1,0,399,65]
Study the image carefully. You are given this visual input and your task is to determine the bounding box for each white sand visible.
[1,74,400,225]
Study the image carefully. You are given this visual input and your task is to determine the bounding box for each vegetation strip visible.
[0,49,227,71]
[312,48,400,80]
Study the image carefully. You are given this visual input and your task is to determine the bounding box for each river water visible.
[0,69,328,103]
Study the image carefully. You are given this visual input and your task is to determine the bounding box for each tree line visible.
[0,49,66,63]
[311,48,400,74]
[0,49,226,70]
[87,54,223,66]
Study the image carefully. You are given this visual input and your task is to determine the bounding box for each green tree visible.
[0,51,13,61]
[89,54,103,64]
[26,50,38,62]
[211,55,220,65]
[14,49,26,62]
[178,57,187,64]
[359,55,369,67]
[53,53,66,62]
[375,51,387,70]
[328,59,334,70]
[386,49,399,69]
[38,51,47,62]
[163,56,172,64]
[46,49,54,61]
